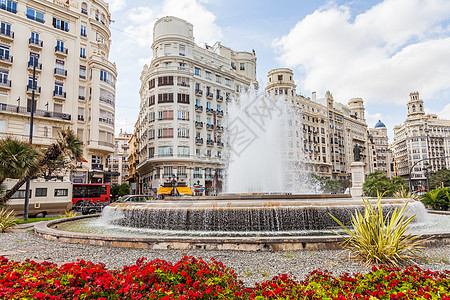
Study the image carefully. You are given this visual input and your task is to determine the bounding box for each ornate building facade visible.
[0,0,117,183]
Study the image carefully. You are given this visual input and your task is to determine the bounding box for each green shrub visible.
[330,195,423,266]
[0,207,16,233]
[59,210,77,218]
[421,188,450,211]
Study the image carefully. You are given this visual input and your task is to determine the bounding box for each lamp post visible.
[408,156,450,192]
[23,63,37,221]
[171,174,177,196]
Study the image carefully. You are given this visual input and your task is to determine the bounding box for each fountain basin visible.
[33,195,450,251]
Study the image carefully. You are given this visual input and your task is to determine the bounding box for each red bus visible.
[72,183,111,207]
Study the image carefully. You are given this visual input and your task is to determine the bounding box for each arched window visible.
[81,2,87,14]
[43,126,48,137]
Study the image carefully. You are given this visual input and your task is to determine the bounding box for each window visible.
[26,7,44,23]
[158,110,173,120]
[178,146,189,156]
[158,128,173,138]
[80,25,87,37]
[79,65,86,79]
[231,62,236,70]
[177,76,189,87]
[28,76,38,91]
[99,89,115,106]
[0,119,5,132]
[225,78,230,86]
[164,44,171,55]
[54,82,63,95]
[179,44,185,56]
[158,93,173,103]
[217,104,221,112]
[177,93,189,104]
[55,189,68,197]
[0,45,9,60]
[56,40,64,52]
[0,69,8,85]
[205,71,211,80]
[148,95,155,106]
[194,67,200,76]
[158,146,173,157]
[158,76,173,86]
[78,107,84,121]
[80,47,86,58]
[79,86,86,100]
[207,118,211,125]
[30,32,40,45]
[99,109,114,125]
[81,2,87,14]
[215,75,221,83]
[35,188,47,197]
[0,22,11,38]
[194,167,202,178]
[178,128,189,138]
[240,63,245,70]
[149,78,155,89]
[206,102,211,109]
[178,110,189,120]
[10,190,30,199]
[100,70,115,87]
[53,17,69,32]
[0,0,17,13]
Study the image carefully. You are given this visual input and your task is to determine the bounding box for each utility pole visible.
[23,63,36,221]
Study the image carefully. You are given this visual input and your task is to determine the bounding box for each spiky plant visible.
[330,196,423,266]
[393,187,419,201]
[59,210,77,218]
[0,207,16,233]
[420,189,445,210]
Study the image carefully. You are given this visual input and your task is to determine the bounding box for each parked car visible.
[117,195,153,203]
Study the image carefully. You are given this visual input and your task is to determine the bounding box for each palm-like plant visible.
[0,207,16,232]
[330,195,423,266]
[0,129,82,204]
[420,189,443,210]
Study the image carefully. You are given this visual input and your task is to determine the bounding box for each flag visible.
[78,156,88,163]
[252,49,256,56]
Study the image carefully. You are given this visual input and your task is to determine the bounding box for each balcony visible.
[99,96,115,107]
[195,138,203,145]
[99,118,114,126]
[92,163,104,171]
[206,92,213,99]
[78,95,86,100]
[216,110,224,117]
[195,105,203,112]
[54,68,67,78]
[217,141,224,147]
[29,38,43,49]
[216,126,223,132]
[27,85,41,94]
[98,141,114,148]
[195,121,203,128]
[207,139,214,146]
[195,89,203,96]
[55,46,68,56]
[78,115,84,121]
[216,95,223,102]
[206,108,214,114]
[0,28,14,42]
[206,123,214,130]
[53,90,66,99]
[28,61,42,73]
[0,103,72,121]
[0,79,11,89]
[0,54,13,65]
[81,8,88,14]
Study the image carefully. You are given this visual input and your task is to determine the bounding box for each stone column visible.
[350,162,365,198]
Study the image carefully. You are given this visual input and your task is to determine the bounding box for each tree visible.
[0,138,41,205]
[0,129,81,204]
[363,171,407,197]
[111,183,130,199]
[429,169,450,189]
[309,173,350,194]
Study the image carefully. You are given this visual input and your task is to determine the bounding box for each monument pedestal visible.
[350,162,365,198]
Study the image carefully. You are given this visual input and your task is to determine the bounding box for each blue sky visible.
[106,0,450,140]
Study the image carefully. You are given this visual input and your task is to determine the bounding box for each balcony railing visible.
[216,110,224,117]
[217,141,224,147]
[28,61,42,70]
[216,95,223,101]
[53,90,66,98]
[29,38,43,47]
[195,105,203,112]
[195,121,203,128]
[0,79,11,87]
[195,89,203,96]
[216,126,223,132]
[195,138,203,144]
[78,95,85,100]
[0,55,13,63]
[54,68,67,76]
[207,139,214,146]
[27,85,41,93]
[206,108,214,114]
[206,123,214,130]
[92,163,103,170]
[206,92,213,99]
[78,115,84,121]
[81,8,88,14]
[0,28,14,39]
[0,103,71,121]
[98,141,114,148]
[99,96,115,107]
[99,118,114,126]
[55,46,68,55]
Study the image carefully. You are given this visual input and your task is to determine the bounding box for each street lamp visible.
[408,156,450,192]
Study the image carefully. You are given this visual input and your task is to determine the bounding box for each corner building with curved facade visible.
[0,0,117,183]
[135,16,257,195]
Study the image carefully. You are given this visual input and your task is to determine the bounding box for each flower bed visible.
[0,256,449,299]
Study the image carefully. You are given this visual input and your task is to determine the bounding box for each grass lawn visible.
[15,217,60,225]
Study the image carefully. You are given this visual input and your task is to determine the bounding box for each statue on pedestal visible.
[353,144,361,162]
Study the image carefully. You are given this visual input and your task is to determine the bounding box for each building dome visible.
[374,120,386,128]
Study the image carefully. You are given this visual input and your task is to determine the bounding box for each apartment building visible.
[107,129,131,185]
[0,0,117,183]
[393,92,450,190]
[134,16,257,195]
[368,120,394,177]
[266,68,370,182]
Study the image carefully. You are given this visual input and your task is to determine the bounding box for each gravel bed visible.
[1,230,450,286]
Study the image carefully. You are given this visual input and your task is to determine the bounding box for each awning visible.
[176,187,193,195]
[157,187,173,195]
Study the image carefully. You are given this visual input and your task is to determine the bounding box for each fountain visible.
[35,89,450,250]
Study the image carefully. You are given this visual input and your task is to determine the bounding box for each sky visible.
[105,0,450,141]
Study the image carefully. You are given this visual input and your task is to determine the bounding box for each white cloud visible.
[272,0,450,106]
[436,103,450,120]
[105,0,126,13]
